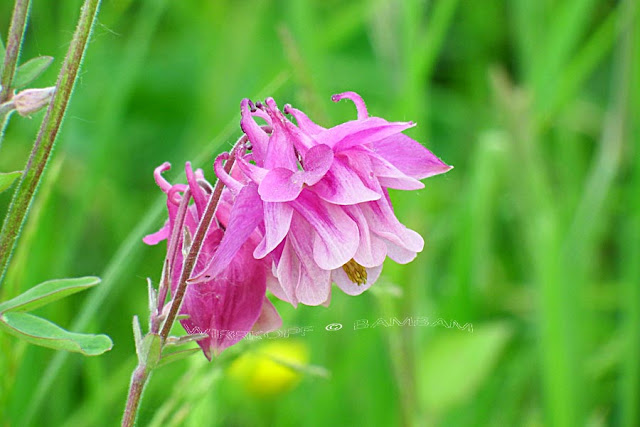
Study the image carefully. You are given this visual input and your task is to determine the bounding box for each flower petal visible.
[372,133,452,179]
[331,91,369,119]
[301,143,333,185]
[331,264,382,296]
[254,201,294,259]
[310,156,381,205]
[290,190,359,270]
[320,118,415,151]
[190,183,263,283]
[343,205,387,268]
[240,99,270,166]
[251,297,283,333]
[258,168,304,202]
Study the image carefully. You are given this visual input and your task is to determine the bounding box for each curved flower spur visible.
[192,92,452,308]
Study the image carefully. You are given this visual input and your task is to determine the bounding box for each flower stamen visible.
[342,259,367,285]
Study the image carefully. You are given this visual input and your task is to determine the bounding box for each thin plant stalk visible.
[0,0,31,103]
[0,0,102,287]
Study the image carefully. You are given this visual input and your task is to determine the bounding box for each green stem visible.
[0,0,102,287]
[0,0,30,103]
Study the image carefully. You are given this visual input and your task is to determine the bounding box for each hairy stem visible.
[0,0,31,103]
[0,0,102,287]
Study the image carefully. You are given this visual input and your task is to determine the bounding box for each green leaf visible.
[0,311,113,356]
[0,276,101,313]
[13,56,54,89]
[418,322,513,414]
[157,348,201,369]
[0,171,22,194]
[140,333,162,369]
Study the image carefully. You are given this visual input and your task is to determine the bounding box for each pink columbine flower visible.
[193,92,452,307]
[143,162,281,359]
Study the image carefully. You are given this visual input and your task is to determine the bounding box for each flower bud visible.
[12,87,55,117]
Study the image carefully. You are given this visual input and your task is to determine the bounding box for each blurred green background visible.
[0,0,638,426]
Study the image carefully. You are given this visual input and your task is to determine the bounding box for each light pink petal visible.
[310,157,381,205]
[287,218,332,306]
[251,297,283,333]
[266,267,291,303]
[301,143,333,185]
[359,198,424,254]
[372,133,452,179]
[343,205,387,268]
[190,183,263,283]
[290,191,359,270]
[263,98,302,170]
[385,239,420,264]
[258,168,304,202]
[275,237,300,307]
[254,201,294,259]
[331,91,369,119]
[331,264,383,296]
[367,151,425,190]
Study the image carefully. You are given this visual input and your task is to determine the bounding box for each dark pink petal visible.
[240,99,269,166]
[372,133,452,179]
[331,91,369,120]
[284,104,325,135]
[331,264,382,295]
[254,201,294,259]
[290,190,359,270]
[258,168,304,202]
[236,154,268,184]
[185,162,208,216]
[153,162,172,193]
[190,183,263,284]
[214,153,244,194]
[181,241,267,358]
[263,98,302,170]
[320,118,414,151]
[310,156,381,205]
[142,222,169,245]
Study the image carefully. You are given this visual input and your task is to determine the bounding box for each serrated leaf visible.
[157,348,201,368]
[418,322,513,414]
[0,171,22,194]
[0,311,113,356]
[0,276,100,313]
[13,56,54,89]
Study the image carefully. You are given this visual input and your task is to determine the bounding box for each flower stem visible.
[121,365,151,427]
[121,146,240,426]
[0,0,31,103]
[0,0,102,287]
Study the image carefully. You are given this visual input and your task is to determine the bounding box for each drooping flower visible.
[143,162,281,358]
[193,92,452,307]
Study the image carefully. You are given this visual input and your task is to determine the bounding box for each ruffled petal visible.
[254,201,294,259]
[310,156,381,205]
[343,205,387,268]
[290,190,359,270]
[359,197,424,254]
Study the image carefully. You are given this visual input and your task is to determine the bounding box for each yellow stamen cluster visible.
[342,259,367,285]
